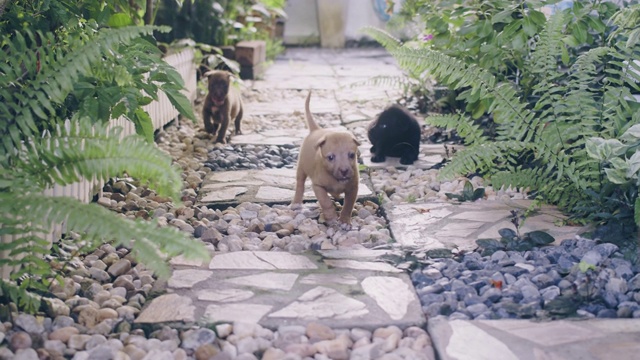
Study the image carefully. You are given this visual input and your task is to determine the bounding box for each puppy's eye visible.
[348,152,355,159]
[327,154,335,161]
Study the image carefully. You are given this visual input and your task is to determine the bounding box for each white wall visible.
[283,0,321,45]
[283,0,397,46]
[343,0,387,42]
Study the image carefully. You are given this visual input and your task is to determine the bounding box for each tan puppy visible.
[292,92,360,230]
[202,70,243,143]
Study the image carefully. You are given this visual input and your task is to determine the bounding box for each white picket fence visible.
[0,48,198,279]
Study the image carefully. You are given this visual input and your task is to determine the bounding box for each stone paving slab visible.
[428,317,640,360]
[244,99,340,116]
[360,143,447,170]
[198,168,374,206]
[137,251,426,330]
[386,200,589,252]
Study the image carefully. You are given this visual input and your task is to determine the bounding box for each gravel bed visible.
[0,241,432,359]
[412,238,640,321]
[364,166,528,206]
[204,144,299,171]
[4,87,639,359]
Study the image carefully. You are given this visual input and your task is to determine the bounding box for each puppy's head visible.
[316,132,360,183]
[205,70,231,106]
[367,104,412,143]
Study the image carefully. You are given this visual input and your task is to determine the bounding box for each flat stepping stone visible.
[360,143,450,170]
[429,318,640,360]
[198,168,373,206]
[244,96,340,116]
[386,200,589,252]
[137,251,425,330]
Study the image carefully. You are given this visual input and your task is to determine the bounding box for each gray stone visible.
[181,328,217,351]
[13,348,38,360]
[135,294,195,323]
[14,314,44,334]
[89,267,111,282]
[107,259,132,277]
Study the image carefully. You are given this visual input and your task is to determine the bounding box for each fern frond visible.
[389,47,535,136]
[425,113,487,146]
[0,25,166,157]
[16,120,182,199]
[348,75,415,90]
[488,167,578,206]
[361,27,402,52]
[0,193,208,278]
[529,12,566,82]
[438,141,528,179]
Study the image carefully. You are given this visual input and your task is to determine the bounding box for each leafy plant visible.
[388,0,621,118]
[155,0,286,48]
[476,210,555,256]
[445,180,485,202]
[0,11,208,312]
[365,4,640,218]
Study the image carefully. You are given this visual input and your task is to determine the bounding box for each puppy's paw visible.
[235,130,243,135]
[290,202,303,211]
[371,154,386,163]
[400,157,416,165]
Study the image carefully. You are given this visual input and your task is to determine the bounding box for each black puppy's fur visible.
[367,104,421,165]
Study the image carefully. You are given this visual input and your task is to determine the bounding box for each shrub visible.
[365,4,640,232]
[0,6,208,312]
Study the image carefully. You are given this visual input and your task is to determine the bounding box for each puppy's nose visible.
[340,168,350,177]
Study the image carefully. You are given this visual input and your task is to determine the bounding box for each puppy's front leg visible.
[291,168,306,210]
[338,186,357,230]
[216,112,230,144]
[312,184,338,224]
[371,144,386,163]
[203,109,216,135]
[234,107,243,135]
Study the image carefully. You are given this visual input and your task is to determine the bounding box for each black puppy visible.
[367,104,421,165]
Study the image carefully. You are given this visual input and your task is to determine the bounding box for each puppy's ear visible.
[351,135,361,146]
[315,136,327,150]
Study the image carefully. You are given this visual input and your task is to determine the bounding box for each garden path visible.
[139,48,640,359]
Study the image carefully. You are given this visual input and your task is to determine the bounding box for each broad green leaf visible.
[476,238,503,250]
[492,9,514,24]
[621,124,640,142]
[529,10,547,26]
[472,188,485,200]
[522,16,537,37]
[499,19,522,40]
[626,151,640,178]
[585,16,606,33]
[132,108,154,143]
[498,228,517,239]
[572,21,588,44]
[527,230,555,245]
[108,13,133,28]
[604,167,629,184]
[164,89,196,122]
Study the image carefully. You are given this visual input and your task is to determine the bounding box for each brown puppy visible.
[292,92,360,230]
[202,70,243,143]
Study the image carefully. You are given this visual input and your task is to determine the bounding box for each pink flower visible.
[421,34,434,42]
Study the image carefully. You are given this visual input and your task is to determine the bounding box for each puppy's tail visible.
[305,91,320,132]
